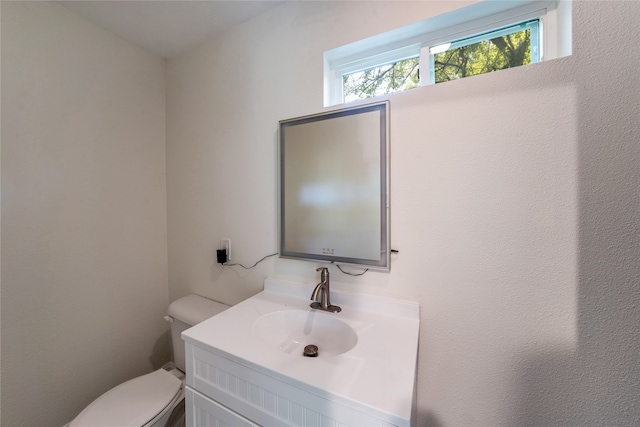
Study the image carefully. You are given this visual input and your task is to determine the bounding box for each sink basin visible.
[252,309,358,357]
[183,277,421,425]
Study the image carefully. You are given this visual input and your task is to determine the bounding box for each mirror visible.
[279,101,389,270]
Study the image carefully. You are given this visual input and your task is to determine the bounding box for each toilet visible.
[69,295,229,427]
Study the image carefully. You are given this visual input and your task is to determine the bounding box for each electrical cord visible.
[335,263,369,276]
[223,253,278,269]
[333,249,398,276]
[223,249,398,273]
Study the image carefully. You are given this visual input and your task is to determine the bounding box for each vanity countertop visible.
[182,277,420,426]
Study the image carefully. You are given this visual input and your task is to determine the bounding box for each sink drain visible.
[303,344,318,357]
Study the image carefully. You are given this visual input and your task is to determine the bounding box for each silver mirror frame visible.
[278,101,390,271]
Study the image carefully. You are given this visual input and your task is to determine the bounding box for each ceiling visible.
[57,1,284,59]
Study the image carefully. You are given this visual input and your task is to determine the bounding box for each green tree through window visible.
[340,20,537,102]
[433,28,531,83]
[343,57,420,102]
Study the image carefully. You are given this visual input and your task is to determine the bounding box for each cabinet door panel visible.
[187,344,387,426]
[186,386,257,427]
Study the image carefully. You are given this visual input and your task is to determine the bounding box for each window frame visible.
[426,19,540,85]
[324,0,571,106]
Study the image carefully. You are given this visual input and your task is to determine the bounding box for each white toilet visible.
[69,295,229,427]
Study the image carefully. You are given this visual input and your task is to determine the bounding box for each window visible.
[325,1,571,106]
[429,20,539,84]
[343,56,420,103]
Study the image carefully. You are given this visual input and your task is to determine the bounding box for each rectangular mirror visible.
[279,101,390,270]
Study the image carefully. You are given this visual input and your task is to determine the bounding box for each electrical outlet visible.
[220,238,231,261]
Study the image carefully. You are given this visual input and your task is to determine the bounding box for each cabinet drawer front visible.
[186,344,392,427]
[186,386,257,427]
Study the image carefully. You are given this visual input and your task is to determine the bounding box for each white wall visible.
[167,1,639,426]
[1,2,170,426]
[1,1,636,426]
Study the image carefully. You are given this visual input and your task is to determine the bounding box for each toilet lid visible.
[70,369,182,427]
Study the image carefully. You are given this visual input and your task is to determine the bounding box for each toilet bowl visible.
[69,295,229,427]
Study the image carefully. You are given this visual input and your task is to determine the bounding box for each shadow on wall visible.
[418,410,444,427]
[515,3,640,425]
[572,2,639,423]
[149,329,172,370]
[515,349,585,426]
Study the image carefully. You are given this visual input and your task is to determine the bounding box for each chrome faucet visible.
[310,267,341,312]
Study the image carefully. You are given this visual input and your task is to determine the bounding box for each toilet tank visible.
[167,294,229,372]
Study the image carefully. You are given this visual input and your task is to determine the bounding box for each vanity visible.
[182,277,420,426]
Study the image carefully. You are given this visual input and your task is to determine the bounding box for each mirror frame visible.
[278,101,390,270]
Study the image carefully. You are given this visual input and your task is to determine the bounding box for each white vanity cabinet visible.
[182,278,420,427]
[185,387,256,427]
[184,343,393,427]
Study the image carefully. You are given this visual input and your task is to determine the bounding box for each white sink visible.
[182,277,420,426]
[253,309,358,357]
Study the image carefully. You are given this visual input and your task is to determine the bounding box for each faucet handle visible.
[316,267,329,281]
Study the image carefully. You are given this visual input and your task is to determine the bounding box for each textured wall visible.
[2,1,637,426]
[569,3,640,424]
[166,1,639,426]
[1,2,170,426]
